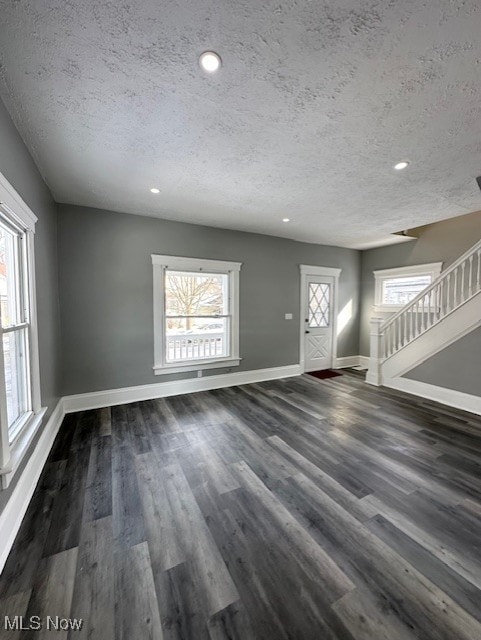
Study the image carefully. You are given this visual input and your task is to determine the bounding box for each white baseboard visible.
[358,355,370,369]
[63,364,302,413]
[333,356,359,369]
[333,355,369,369]
[385,377,481,416]
[0,398,65,573]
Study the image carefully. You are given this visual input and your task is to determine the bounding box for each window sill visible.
[0,407,47,489]
[153,358,241,376]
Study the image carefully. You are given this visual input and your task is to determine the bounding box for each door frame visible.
[299,265,342,373]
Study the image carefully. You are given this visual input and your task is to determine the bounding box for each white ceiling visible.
[1,0,480,248]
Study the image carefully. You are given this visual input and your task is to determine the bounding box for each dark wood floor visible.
[1,372,481,639]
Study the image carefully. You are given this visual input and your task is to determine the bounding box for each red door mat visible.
[306,369,342,380]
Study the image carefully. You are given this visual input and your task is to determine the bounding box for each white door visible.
[303,276,333,371]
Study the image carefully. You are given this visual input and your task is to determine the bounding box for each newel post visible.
[366,317,384,386]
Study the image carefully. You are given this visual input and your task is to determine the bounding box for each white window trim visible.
[373,262,443,313]
[0,171,44,489]
[152,254,242,375]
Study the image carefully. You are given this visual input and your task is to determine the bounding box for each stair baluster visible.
[476,249,481,290]
[468,255,473,298]
[454,268,458,308]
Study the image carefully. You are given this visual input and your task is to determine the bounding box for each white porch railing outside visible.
[166,332,226,362]
[368,238,481,385]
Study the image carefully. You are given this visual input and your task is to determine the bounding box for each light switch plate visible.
[285,313,293,320]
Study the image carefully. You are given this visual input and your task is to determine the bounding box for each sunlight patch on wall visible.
[337,299,353,336]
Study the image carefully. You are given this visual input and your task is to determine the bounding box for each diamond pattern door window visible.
[308,283,330,328]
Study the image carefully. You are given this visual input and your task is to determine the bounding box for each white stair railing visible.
[367,238,481,385]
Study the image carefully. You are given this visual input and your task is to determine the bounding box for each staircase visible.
[367,238,481,387]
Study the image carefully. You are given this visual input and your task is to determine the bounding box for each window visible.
[373,263,443,312]
[152,255,241,374]
[0,174,43,488]
[0,219,31,442]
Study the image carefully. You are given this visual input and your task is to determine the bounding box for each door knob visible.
[305,330,310,334]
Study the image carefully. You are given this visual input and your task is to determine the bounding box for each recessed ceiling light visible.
[150,188,160,194]
[393,161,409,171]
[282,218,290,223]
[199,51,222,73]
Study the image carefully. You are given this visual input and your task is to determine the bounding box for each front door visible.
[303,276,333,371]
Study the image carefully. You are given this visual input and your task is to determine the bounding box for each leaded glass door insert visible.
[308,282,330,328]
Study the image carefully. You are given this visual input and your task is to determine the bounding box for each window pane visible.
[308,283,330,327]
[165,271,227,317]
[3,328,29,439]
[382,275,432,305]
[0,223,21,328]
[166,317,228,362]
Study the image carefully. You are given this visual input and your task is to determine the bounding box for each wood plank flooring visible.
[1,371,481,639]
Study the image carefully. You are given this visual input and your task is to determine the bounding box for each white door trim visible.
[299,265,342,373]
[300,265,343,278]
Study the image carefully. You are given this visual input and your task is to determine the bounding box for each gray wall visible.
[57,204,361,395]
[359,210,481,396]
[0,97,61,513]
[405,326,481,396]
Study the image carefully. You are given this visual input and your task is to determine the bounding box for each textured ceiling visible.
[1,0,481,247]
